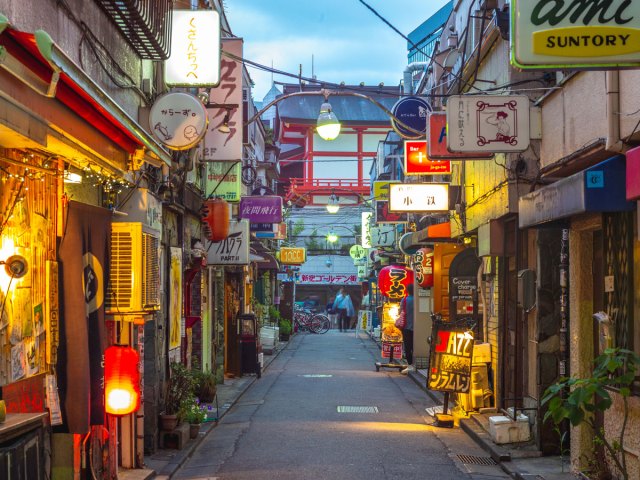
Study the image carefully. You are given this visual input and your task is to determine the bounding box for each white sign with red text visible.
[297,274,359,285]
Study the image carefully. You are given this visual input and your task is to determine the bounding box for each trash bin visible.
[239,314,261,377]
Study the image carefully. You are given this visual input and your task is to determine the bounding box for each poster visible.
[26,337,39,376]
[169,247,183,350]
[33,303,44,336]
[11,343,26,381]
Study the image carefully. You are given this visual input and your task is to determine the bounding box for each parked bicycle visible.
[293,306,330,334]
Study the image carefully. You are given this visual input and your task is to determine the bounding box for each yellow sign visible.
[533,27,640,57]
[280,247,306,265]
[373,181,400,201]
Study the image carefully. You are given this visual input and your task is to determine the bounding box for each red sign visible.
[378,265,414,299]
[413,248,434,288]
[427,113,493,160]
[382,342,403,359]
[404,141,451,175]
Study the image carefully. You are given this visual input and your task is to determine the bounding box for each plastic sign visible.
[389,183,449,212]
[239,196,283,223]
[390,96,431,139]
[166,10,221,86]
[427,113,493,160]
[378,265,414,299]
[512,0,640,69]
[361,212,372,248]
[373,181,400,201]
[280,247,307,265]
[404,141,451,175]
[446,95,530,153]
[207,220,250,265]
[105,346,141,416]
[413,248,434,288]
[149,92,208,150]
[349,245,366,260]
[428,327,475,393]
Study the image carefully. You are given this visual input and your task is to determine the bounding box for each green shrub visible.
[279,319,292,336]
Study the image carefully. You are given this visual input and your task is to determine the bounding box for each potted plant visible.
[160,362,194,431]
[194,369,217,403]
[181,396,207,439]
[279,318,292,341]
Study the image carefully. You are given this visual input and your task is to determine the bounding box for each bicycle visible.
[293,306,330,334]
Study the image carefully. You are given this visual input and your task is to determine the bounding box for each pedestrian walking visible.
[332,288,354,332]
[400,284,414,374]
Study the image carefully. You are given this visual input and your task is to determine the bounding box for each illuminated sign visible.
[404,141,450,175]
[280,247,306,265]
[428,327,475,393]
[166,10,221,86]
[389,183,449,212]
[427,113,493,160]
[349,245,366,260]
[446,95,530,153]
[413,248,434,288]
[149,92,208,150]
[512,0,640,69]
[373,181,400,201]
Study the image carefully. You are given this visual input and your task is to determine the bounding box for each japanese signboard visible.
[349,244,366,260]
[373,181,400,201]
[446,95,530,153]
[361,212,372,248]
[428,325,475,393]
[207,220,250,265]
[280,247,306,265]
[404,141,451,175]
[512,0,640,69]
[166,10,221,86]
[202,38,243,162]
[206,161,241,202]
[239,196,283,223]
[370,225,396,247]
[427,113,493,160]
[296,273,359,285]
[149,92,208,150]
[390,96,430,139]
[375,201,408,224]
[413,247,434,288]
[389,183,449,212]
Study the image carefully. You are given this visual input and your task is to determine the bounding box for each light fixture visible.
[316,94,341,141]
[1,255,28,279]
[326,231,338,243]
[326,194,340,214]
[63,165,83,184]
[218,112,231,134]
[104,345,141,416]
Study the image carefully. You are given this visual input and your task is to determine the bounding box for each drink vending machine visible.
[239,314,261,377]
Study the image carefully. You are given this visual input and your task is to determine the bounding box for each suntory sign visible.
[512,0,640,69]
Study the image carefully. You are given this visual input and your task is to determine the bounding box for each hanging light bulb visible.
[326,193,340,214]
[316,98,341,141]
[326,230,339,243]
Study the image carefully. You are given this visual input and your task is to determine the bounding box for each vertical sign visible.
[45,260,59,365]
[169,248,183,351]
[361,212,372,248]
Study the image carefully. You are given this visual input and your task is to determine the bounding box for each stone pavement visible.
[120,331,576,480]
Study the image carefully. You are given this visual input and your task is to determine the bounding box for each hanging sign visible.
[390,96,431,139]
[370,225,396,247]
[389,184,449,212]
[361,212,373,248]
[149,92,208,150]
[206,161,241,202]
[207,220,250,265]
[446,95,530,153]
[512,0,640,70]
[166,10,221,86]
[404,141,450,175]
[413,248,434,288]
[427,113,493,160]
[428,324,475,393]
[378,265,414,299]
[349,245,366,260]
[239,196,283,223]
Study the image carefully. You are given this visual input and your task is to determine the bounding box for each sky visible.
[225,0,450,101]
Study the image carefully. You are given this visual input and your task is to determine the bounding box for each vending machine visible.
[239,314,261,377]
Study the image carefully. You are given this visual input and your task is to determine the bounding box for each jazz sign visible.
[512,0,640,69]
[428,325,475,394]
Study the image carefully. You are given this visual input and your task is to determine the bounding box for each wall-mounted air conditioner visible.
[106,222,160,314]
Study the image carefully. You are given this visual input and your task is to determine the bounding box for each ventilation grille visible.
[107,229,134,311]
[142,232,160,308]
[457,454,496,465]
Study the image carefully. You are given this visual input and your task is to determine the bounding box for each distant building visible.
[260,83,283,129]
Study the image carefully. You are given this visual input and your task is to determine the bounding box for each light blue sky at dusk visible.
[225,0,450,101]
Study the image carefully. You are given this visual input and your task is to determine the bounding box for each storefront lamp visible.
[105,345,141,416]
[316,99,341,141]
[378,265,414,299]
[1,255,28,279]
[326,194,340,214]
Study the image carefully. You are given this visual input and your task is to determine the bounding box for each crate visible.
[488,414,530,444]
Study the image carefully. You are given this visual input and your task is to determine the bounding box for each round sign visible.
[349,244,366,260]
[149,92,208,150]
[378,265,414,299]
[390,96,431,139]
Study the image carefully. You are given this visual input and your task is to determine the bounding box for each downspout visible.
[606,70,625,153]
[403,62,429,95]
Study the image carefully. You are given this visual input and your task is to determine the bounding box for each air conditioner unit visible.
[106,222,160,314]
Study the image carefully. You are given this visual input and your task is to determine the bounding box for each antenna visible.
[312,54,315,80]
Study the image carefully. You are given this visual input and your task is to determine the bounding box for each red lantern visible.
[105,345,140,416]
[378,265,414,299]
[202,198,230,242]
[414,248,434,288]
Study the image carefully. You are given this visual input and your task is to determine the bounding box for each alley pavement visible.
[119,330,574,480]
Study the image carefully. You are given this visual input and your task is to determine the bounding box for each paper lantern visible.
[414,248,434,288]
[202,198,230,242]
[378,265,414,299]
[105,345,140,416]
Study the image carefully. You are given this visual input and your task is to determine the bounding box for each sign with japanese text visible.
[206,161,241,202]
[297,273,359,285]
[512,0,640,69]
[149,92,208,150]
[382,342,403,359]
[413,247,434,288]
[375,201,408,224]
[373,180,400,201]
[404,141,451,175]
[280,247,306,265]
[370,225,396,247]
[428,326,475,393]
[239,196,283,223]
[207,220,250,265]
[202,38,243,162]
[427,113,493,160]
[378,265,414,299]
[389,183,449,212]
[166,10,221,86]
[251,222,287,240]
[361,212,372,248]
[446,95,530,153]
[349,244,366,260]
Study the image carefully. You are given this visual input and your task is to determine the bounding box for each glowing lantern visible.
[202,198,230,242]
[105,346,140,416]
[413,248,434,288]
[378,265,414,299]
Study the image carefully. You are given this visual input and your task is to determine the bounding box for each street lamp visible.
[316,96,341,141]
[326,193,340,214]
[326,230,339,243]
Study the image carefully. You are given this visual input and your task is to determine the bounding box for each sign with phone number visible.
[427,328,474,393]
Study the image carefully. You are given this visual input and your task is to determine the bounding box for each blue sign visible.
[391,96,431,139]
[586,171,604,188]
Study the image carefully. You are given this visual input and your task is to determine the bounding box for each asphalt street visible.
[173,331,510,480]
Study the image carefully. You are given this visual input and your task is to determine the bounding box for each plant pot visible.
[189,423,201,439]
[160,413,179,432]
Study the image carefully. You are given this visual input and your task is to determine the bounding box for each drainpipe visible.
[403,62,429,95]
[606,70,625,153]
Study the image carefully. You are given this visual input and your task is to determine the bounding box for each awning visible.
[400,221,453,253]
[519,155,634,228]
[0,17,172,168]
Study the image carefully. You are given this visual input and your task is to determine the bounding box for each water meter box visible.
[488,414,530,444]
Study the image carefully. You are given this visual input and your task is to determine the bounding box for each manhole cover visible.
[337,406,379,413]
[457,454,497,466]
[299,374,333,378]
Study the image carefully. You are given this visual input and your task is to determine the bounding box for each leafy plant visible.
[164,362,195,416]
[180,396,208,424]
[541,348,640,480]
[279,318,292,336]
[193,369,217,403]
[269,305,281,323]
